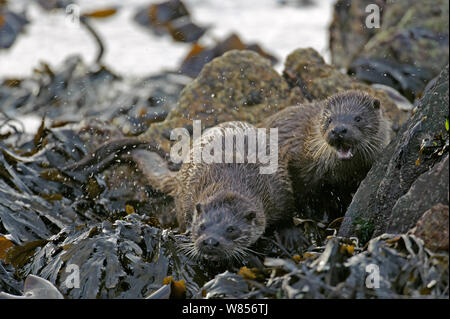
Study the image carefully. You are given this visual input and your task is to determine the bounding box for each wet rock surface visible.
[409,203,449,253]
[339,65,449,242]
[134,0,207,43]
[329,0,386,70]
[330,0,449,101]
[139,50,295,154]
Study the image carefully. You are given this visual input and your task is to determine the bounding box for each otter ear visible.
[195,203,203,215]
[372,99,381,110]
[245,211,256,221]
[221,192,238,206]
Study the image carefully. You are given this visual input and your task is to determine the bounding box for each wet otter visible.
[117,121,294,264]
[262,90,391,220]
[167,121,295,264]
[65,121,295,264]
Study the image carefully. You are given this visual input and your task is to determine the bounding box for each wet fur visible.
[262,90,391,220]
[173,121,295,263]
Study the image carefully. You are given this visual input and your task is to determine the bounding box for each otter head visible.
[188,191,265,264]
[320,91,382,161]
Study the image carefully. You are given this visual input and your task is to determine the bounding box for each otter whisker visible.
[242,246,264,257]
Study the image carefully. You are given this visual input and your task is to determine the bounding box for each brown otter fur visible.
[65,121,295,264]
[262,90,392,220]
[147,121,295,263]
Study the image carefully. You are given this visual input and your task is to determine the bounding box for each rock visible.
[134,0,207,43]
[387,155,449,234]
[0,7,28,49]
[348,0,449,101]
[139,50,296,154]
[329,0,386,70]
[166,17,207,43]
[179,33,278,78]
[409,203,449,252]
[10,215,213,298]
[283,48,410,130]
[339,65,449,242]
[0,275,64,299]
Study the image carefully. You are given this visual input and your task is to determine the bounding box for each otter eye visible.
[245,212,256,221]
[354,116,362,123]
[199,223,206,231]
[327,118,333,124]
[226,226,236,233]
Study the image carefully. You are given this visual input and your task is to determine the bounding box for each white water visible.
[0,0,336,79]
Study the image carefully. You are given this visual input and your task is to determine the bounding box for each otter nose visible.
[202,237,220,248]
[332,125,347,138]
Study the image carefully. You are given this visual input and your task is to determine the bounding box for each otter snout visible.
[328,124,352,146]
[327,124,356,160]
[202,237,220,249]
[331,125,348,138]
[197,235,224,260]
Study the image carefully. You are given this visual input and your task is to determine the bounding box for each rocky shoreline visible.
[0,0,448,299]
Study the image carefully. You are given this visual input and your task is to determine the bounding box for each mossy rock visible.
[139,50,299,154]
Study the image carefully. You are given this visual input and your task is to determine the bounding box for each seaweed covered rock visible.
[179,33,278,78]
[283,47,410,130]
[0,119,172,247]
[348,0,449,101]
[134,0,207,43]
[409,203,449,252]
[339,65,449,242]
[0,56,188,137]
[7,214,212,299]
[139,50,297,154]
[0,261,22,296]
[0,126,90,245]
[329,0,387,70]
[196,235,448,298]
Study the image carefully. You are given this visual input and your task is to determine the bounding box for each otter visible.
[262,90,391,221]
[165,121,295,264]
[68,121,295,264]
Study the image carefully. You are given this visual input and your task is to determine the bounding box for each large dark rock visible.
[349,0,449,101]
[409,203,449,252]
[329,0,449,101]
[329,0,386,70]
[339,65,449,242]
